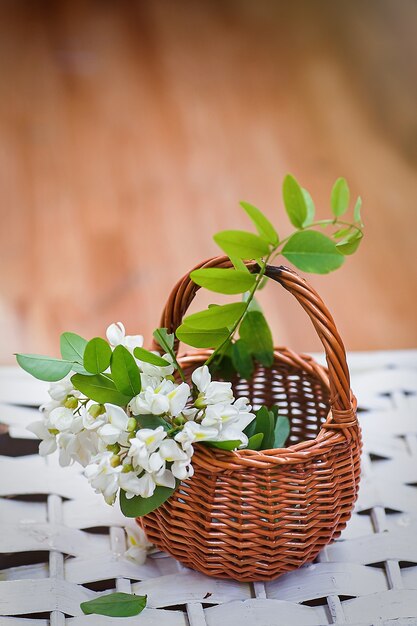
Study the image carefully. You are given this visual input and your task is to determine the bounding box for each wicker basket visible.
[141,256,361,582]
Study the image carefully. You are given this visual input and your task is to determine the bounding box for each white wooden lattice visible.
[0,351,417,626]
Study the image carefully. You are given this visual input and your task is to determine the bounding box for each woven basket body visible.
[141,257,361,581]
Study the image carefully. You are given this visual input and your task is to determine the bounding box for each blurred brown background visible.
[1,0,417,363]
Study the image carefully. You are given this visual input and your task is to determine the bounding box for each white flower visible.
[48,375,79,402]
[82,406,107,430]
[85,452,123,504]
[171,458,194,480]
[174,420,218,452]
[147,438,189,474]
[128,426,167,470]
[192,365,233,407]
[106,322,144,352]
[27,420,57,456]
[49,406,74,432]
[58,427,98,467]
[119,467,175,499]
[97,404,129,445]
[129,381,190,417]
[124,523,152,564]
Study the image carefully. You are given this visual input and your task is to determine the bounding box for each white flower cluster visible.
[28,323,256,507]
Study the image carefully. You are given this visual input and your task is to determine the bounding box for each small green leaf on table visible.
[214,229,271,259]
[282,230,344,274]
[120,485,177,517]
[190,267,256,295]
[83,337,112,374]
[71,373,131,406]
[111,345,141,397]
[331,177,350,217]
[15,354,74,382]
[80,592,147,617]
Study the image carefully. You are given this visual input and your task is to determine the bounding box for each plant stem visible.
[205,253,272,367]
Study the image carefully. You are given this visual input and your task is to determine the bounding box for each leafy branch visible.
[176,174,364,379]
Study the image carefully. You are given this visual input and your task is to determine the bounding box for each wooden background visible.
[1,0,416,364]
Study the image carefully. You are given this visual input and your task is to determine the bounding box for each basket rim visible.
[177,346,358,468]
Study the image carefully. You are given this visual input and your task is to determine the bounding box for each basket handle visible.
[152,256,357,428]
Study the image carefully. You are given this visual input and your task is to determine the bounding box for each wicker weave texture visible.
[143,258,361,581]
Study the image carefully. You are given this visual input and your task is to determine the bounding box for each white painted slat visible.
[131,572,251,608]
[0,353,416,625]
[342,589,417,623]
[266,563,388,602]
[205,599,329,626]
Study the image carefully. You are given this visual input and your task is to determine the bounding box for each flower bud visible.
[165,375,176,382]
[110,455,121,468]
[64,395,78,410]
[194,395,206,410]
[122,463,134,473]
[127,417,137,433]
[107,443,120,454]
[89,404,105,418]
[48,428,59,435]
[173,415,185,426]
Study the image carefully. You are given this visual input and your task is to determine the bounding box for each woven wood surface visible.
[0,351,416,625]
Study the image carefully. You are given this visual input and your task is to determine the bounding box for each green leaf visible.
[153,328,175,353]
[239,311,274,367]
[247,432,264,450]
[83,338,112,374]
[331,177,350,217]
[111,345,141,397]
[333,227,352,240]
[240,201,279,245]
[274,414,290,447]
[71,373,131,406]
[205,440,242,450]
[336,230,363,255]
[81,592,147,617]
[231,340,254,380]
[302,188,315,226]
[176,324,230,349]
[15,354,74,382]
[354,196,363,226]
[60,332,87,366]
[282,174,308,228]
[184,302,246,330]
[282,230,345,274]
[133,347,170,366]
[120,485,176,517]
[229,256,249,272]
[190,268,256,295]
[213,230,270,259]
[254,406,274,449]
[136,415,170,430]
